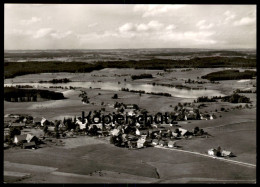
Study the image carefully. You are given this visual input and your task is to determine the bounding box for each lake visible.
[4,81,225,99]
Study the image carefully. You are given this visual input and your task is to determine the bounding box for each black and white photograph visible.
[3,3,256,183]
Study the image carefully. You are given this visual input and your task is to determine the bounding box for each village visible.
[4,98,235,158]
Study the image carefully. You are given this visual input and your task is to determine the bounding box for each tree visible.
[193,127,200,135]
[79,90,89,103]
[112,94,118,99]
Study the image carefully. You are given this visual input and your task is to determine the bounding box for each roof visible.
[9,123,26,127]
[14,134,27,142]
[159,140,166,144]
[178,128,188,136]
[137,139,146,144]
[33,117,42,123]
[168,141,176,145]
[26,134,36,142]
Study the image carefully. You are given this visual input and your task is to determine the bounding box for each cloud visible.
[159,30,217,45]
[87,23,98,28]
[134,5,185,17]
[33,28,73,39]
[119,20,164,33]
[20,17,41,25]
[223,10,236,23]
[165,24,177,31]
[196,20,214,29]
[233,16,256,26]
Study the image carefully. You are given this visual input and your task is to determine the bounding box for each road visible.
[154,146,256,168]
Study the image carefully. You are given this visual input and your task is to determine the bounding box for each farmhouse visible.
[168,141,177,148]
[221,150,235,157]
[13,134,27,144]
[178,128,188,136]
[26,133,37,143]
[41,117,50,126]
[152,139,159,146]
[75,119,87,130]
[137,139,146,148]
[159,140,167,147]
[208,148,218,156]
[128,141,137,149]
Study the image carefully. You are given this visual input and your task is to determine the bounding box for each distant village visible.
[4,101,235,158]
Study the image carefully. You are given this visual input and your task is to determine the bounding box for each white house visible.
[75,119,87,130]
[208,148,218,156]
[221,150,234,157]
[110,129,120,136]
[168,141,177,148]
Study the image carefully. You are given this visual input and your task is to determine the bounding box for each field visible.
[3,49,256,183]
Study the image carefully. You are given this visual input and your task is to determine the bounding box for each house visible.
[200,114,208,120]
[125,109,135,116]
[23,142,36,149]
[110,129,120,136]
[125,104,135,109]
[210,114,217,120]
[26,134,37,143]
[168,141,177,148]
[140,134,147,140]
[13,134,27,144]
[159,140,167,147]
[48,126,55,132]
[178,128,188,136]
[75,119,87,130]
[172,132,178,138]
[41,117,50,126]
[208,148,218,156]
[152,139,159,146]
[221,150,235,157]
[137,138,148,148]
[128,141,137,149]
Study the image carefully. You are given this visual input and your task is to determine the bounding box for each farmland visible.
[3,49,256,183]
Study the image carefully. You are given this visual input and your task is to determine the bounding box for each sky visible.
[4,4,256,50]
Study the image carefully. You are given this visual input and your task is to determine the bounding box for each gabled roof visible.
[168,141,176,145]
[178,128,188,136]
[14,134,27,142]
[26,134,37,142]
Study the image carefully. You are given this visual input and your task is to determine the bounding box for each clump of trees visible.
[4,87,65,101]
[131,74,153,80]
[196,96,217,102]
[201,70,256,81]
[221,93,251,103]
[79,90,89,103]
[39,78,71,84]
